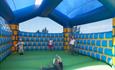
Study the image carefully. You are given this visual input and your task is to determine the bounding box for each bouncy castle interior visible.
[0,0,115,70]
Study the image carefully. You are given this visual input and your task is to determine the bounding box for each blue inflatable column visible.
[112,18,115,70]
[9,24,19,52]
[63,28,72,50]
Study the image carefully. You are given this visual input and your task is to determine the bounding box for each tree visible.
[36,29,40,33]
[42,27,48,33]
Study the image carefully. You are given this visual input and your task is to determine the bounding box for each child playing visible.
[69,36,76,55]
[53,55,63,70]
[15,39,24,55]
[48,40,53,51]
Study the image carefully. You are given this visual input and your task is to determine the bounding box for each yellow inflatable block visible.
[112,47,115,55]
[112,57,115,65]
[113,18,115,26]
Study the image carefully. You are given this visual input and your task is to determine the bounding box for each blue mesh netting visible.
[56,0,103,18]
[6,0,35,11]
[0,17,12,34]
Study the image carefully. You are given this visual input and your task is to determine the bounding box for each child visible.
[69,36,76,55]
[40,55,63,70]
[53,55,63,70]
[48,40,53,51]
[16,39,24,55]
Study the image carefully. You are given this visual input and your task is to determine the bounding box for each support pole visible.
[63,28,72,50]
[9,24,19,52]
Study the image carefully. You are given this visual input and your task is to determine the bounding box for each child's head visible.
[56,54,59,58]
[55,54,61,60]
[19,39,22,41]
[72,36,74,39]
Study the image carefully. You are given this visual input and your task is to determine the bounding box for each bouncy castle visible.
[0,0,115,70]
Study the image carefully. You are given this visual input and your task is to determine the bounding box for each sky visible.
[19,17,63,33]
[19,17,112,33]
[79,18,112,33]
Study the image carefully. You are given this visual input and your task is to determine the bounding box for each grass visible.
[0,51,107,70]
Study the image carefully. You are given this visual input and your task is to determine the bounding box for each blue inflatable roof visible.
[56,0,103,18]
[6,0,36,11]
[0,0,115,27]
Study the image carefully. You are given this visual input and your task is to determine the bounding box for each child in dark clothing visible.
[41,55,63,70]
[53,55,63,70]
